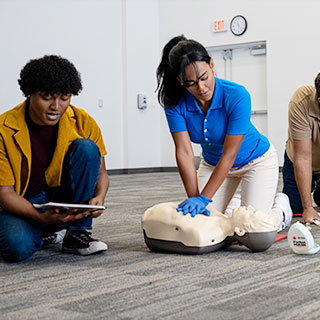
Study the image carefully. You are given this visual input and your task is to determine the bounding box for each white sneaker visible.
[273,193,293,231]
[225,194,241,217]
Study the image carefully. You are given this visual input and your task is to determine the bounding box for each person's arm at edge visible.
[200,134,244,199]
[293,139,319,223]
[0,185,89,224]
[0,186,44,221]
[171,131,199,198]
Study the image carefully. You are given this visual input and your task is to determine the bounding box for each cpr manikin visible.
[142,203,278,254]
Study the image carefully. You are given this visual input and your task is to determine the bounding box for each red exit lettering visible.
[213,19,227,33]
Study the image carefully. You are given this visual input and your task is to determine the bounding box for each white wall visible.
[1,0,319,170]
[0,0,160,170]
[124,0,161,168]
[159,0,320,166]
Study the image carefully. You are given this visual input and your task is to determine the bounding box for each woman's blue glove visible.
[177,194,213,218]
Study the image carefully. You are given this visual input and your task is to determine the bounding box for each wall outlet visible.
[137,94,147,109]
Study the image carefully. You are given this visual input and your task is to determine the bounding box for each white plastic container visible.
[288,221,320,255]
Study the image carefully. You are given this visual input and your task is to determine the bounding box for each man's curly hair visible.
[315,72,320,99]
[18,55,82,97]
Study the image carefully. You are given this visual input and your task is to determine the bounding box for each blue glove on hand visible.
[177,194,213,218]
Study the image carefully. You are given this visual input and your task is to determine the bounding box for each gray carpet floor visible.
[1,172,320,320]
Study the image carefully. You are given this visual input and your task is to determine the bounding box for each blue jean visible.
[282,151,320,213]
[0,139,101,262]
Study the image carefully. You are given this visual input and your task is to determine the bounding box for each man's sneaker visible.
[42,231,64,247]
[62,229,108,255]
[273,193,293,231]
[225,194,241,217]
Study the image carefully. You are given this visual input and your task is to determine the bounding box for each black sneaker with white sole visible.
[62,229,108,255]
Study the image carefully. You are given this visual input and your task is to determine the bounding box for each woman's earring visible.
[180,82,184,86]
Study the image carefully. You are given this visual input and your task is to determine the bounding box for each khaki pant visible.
[198,144,283,228]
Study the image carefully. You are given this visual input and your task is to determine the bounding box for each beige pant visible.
[198,144,283,228]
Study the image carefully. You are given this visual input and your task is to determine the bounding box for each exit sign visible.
[212,19,227,33]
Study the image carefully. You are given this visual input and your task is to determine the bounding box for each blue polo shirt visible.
[165,77,270,167]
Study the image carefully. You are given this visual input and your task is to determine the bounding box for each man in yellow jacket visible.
[0,55,109,262]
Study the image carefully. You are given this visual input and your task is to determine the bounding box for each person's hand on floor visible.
[177,194,212,217]
[302,207,320,224]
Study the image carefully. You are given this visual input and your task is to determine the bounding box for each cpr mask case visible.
[288,221,320,255]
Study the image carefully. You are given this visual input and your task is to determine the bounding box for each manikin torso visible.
[142,202,278,252]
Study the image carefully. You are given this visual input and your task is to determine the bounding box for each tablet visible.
[33,202,106,211]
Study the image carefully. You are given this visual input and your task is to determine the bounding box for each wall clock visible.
[230,15,247,36]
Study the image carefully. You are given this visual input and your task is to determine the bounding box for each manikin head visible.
[231,205,277,236]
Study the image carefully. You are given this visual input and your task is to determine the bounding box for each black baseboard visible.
[108,165,283,175]
[107,167,178,175]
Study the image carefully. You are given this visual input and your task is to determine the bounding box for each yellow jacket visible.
[0,100,106,196]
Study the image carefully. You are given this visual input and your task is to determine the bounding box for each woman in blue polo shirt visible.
[156,35,292,231]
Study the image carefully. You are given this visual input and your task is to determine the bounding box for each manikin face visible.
[28,92,71,126]
[179,59,215,109]
[232,206,277,236]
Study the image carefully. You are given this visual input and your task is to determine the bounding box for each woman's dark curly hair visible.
[18,55,82,97]
[156,35,211,108]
